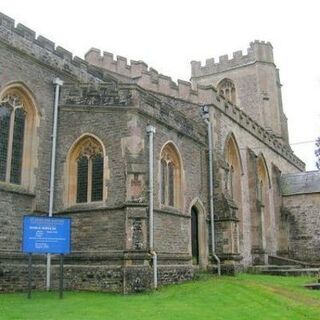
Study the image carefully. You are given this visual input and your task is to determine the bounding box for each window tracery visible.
[160,143,182,208]
[218,78,236,104]
[68,136,105,205]
[0,93,27,184]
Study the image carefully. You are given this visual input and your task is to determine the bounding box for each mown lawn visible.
[1,274,320,320]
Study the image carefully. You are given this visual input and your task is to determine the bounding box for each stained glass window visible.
[91,154,103,202]
[168,162,174,206]
[0,93,27,185]
[73,138,104,204]
[76,156,88,203]
[0,103,11,181]
[10,108,25,184]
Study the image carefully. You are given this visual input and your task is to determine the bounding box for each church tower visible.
[191,41,289,144]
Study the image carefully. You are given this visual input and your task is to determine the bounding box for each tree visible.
[315,137,320,170]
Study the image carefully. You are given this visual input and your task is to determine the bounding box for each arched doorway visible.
[191,206,199,265]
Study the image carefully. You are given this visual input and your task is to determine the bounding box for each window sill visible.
[0,181,35,197]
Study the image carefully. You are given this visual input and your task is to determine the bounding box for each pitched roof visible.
[281,171,320,195]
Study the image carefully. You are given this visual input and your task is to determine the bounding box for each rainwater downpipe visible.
[146,125,157,289]
[202,107,221,276]
[46,77,64,290]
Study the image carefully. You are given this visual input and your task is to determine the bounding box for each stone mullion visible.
[87,157,93,202]
[74,160,79,204]
[172,165,176,207]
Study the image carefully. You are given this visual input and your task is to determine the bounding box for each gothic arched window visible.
[217,78,236,104]
[0,90,36,186]
[67,136,106,205]
[224,133,242,202]
[160,142,182,208]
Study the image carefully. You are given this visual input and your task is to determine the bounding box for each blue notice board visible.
[23,216,71,254]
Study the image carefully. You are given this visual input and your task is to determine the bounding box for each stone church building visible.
[0,12,319,293]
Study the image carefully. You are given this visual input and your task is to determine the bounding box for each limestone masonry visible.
[0,11,319,293]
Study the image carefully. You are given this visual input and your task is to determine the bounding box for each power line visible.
[290,140,316,146]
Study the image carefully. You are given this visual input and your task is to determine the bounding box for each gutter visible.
[146,124,158,289]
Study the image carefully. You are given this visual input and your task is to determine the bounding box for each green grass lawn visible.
[1,274,320,320]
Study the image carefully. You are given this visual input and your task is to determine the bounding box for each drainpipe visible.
[46,77,64,290]
[201,106,221,276]
[146,124,157,289]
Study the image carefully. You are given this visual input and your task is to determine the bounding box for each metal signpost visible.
[22,216,71,299]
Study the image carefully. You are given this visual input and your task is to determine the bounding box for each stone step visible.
[247,265,304,273]
[260,268,320,277]
[304,282,320,290]
[268,255,320,268]
[247,264,320,276]
[254,265,303,270]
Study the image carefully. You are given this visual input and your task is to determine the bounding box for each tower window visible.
[217,78,236,105]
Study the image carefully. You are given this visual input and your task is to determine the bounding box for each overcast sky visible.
[1,0,319,170]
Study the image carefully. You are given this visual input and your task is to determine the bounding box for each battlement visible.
[191,40,274,78]
[213,96,304,170]
[0,12,99,83]
[85,48,150,78]
[85,47,219,104]
[0,11,304,171]
[82,47,303,171]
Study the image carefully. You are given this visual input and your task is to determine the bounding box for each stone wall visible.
[282,171,320,262]
[0,189,34,252]
[0,254,124,293]
[210,107,301,266]
[0,12,208,292]
[283,193,320,262]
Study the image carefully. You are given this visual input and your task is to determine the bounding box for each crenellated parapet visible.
[85,48,218,105]
[0,12,99,83]
[83,47,304,171]
[85,48,149,78]
[191,40,274,78]
[212,96,305,170]
[0,11,304,171]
